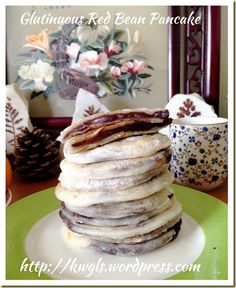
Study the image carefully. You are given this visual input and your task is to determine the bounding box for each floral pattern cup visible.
[169,117,228,191]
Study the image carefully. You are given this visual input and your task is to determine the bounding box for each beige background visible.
[6,6,228,117]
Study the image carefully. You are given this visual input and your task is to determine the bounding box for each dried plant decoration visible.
[6,84,33,156]
[83,105,101,117]
[5,97,24,148]
[177,98,201,118]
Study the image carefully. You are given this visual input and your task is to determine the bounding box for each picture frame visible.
[30,5,222,138]
[168,6,221,113]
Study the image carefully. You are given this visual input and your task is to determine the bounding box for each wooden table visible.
[9,170,227,204]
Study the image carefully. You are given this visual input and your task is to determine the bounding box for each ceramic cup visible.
[169,117,228,191]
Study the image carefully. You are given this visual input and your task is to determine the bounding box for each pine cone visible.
[14,127,61,180]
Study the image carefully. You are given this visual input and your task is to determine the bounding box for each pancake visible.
[62,219,182,256]
[59,198,182,241]
[60,196,173,227]
[55,170,174,207]
[59,165,168,191]
[58,108,172,152]
[60,148,171,180]
[62,213,181,244]
[65,187,174,219]
[64,133,171,164]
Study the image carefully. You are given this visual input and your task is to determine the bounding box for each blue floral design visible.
[179,166,185,172]
[212,175,219,181]
[188,158,197,166]
[213,134,221,141]
[211,158,218,164]
[188,136,195,143]
[170,121,227,188]
[189,178,196,184]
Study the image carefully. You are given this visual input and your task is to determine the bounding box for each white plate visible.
[25,210,205,280]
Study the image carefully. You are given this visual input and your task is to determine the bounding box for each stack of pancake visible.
[56,108,182,256]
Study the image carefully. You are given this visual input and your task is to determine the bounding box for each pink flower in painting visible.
[78,51,108,75]
[132,60,147,74]
[121,60,147,74]
[110,66,121,78]
[120,61,134,73]
[105,40,121,57]
[66,43,80,60]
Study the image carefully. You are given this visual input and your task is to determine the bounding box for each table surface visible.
[9,170,227,205]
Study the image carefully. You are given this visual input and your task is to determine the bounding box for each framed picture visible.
[7,5,227,137]
[6,5,174,137]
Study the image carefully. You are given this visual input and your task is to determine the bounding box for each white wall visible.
[6,6,228,117]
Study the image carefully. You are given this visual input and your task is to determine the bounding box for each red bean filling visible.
[64,110,170,140]
[71,120,172,147]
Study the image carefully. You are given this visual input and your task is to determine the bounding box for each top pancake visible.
[58,108,172,153]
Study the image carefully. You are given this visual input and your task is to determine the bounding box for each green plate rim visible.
[6,184,228,280]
